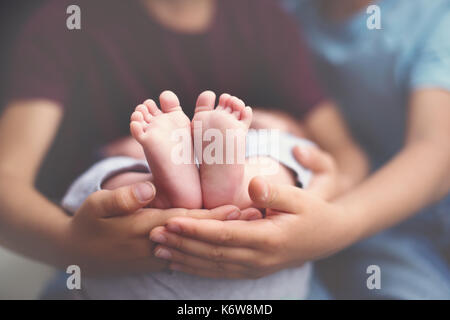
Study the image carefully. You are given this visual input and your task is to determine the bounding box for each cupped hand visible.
[62,182,260,276]
[293,145,340,200]
[149,177,359,279]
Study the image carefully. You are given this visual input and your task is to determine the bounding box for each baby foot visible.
[192,91,253,209]
[130,91,202,209]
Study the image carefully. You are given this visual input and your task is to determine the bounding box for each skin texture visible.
[148,151,356,279]
[106,100,368,204]
[193,91,254,209]
[109,90,297,210]
[148,89,450,279]
[130,91,202,209]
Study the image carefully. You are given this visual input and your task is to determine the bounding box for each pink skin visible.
[193,91,253,209]
[128,90,293,210]
[130,91,202,209]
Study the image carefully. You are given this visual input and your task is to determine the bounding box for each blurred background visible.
[0,0,55,299]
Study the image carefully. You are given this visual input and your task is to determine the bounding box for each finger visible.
[150,227,259,265]
[81,182,156,218]
[153,244,252,277]
[248,176,309,213]
[163,217,269,247]
[127,205,240,236]
[293,145,335,174]
[240,208,263,220]
[185,205,262,221]
[184,205,242,221]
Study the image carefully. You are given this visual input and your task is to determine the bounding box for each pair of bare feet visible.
[130,90,253,210]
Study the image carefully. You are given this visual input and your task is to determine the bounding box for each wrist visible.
[332,196,368,246]
[335,168,364,195]
[336,174,351,194]
[49,214,79,269]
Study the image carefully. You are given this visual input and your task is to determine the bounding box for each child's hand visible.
[61,182,252,276]
[148,178,355,279]
[293,145,340,200]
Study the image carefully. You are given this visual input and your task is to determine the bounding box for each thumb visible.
[249,176,308,214]
[82,182,156,218]
[293,145,335,174]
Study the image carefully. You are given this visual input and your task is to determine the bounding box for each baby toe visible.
[231,98,245,119]
[130,121,145,140]
[225,96,234,110]
[136,104,152,123]
[131,110,144,122]
[159,91,182,113]
[218,93,231,110]
[144,99,162,116]
[241,106,253,127]
[195,91,216,113]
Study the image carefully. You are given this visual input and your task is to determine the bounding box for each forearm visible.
[336,140,450,241]
[0,176,70,268]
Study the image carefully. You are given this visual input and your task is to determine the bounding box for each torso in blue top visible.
[285,0,450,169]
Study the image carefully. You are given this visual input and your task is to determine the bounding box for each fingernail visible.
[150,233,167,244]
[259,180,269,201]
[167,223,181,234]
[226,210,241,220]
[248,212,261,220]
[155,248,172,260]
[133,182,155,202]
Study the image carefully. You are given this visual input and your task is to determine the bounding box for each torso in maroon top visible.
[7,0,324,199]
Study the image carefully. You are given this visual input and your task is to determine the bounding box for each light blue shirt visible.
[285,0,450,168]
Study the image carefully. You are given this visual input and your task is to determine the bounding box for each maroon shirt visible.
[6,0,325,199]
